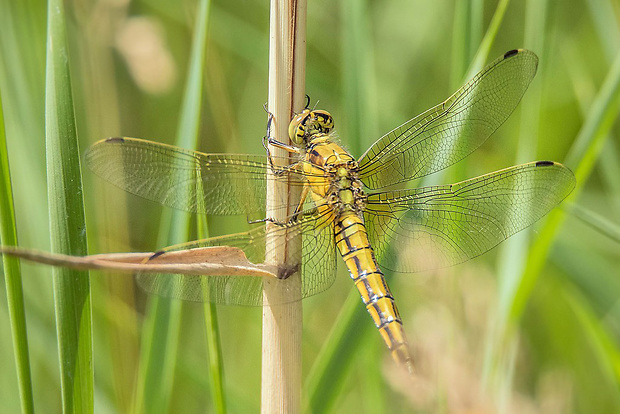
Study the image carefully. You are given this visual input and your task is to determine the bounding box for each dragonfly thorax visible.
[303,137,367,215]
[327,176,366,214]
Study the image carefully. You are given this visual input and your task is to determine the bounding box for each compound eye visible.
[312,110,334,134]
[288,109,311,144]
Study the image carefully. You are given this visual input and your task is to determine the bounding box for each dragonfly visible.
[84,49,575,371]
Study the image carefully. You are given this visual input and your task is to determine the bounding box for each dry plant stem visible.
[0,246,277,278]
[262,1,307,413]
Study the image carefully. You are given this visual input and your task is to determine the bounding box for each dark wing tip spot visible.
[535,160,555,167]
[149,250,166,261]
[105,137,126,143]
[504,49,520,59]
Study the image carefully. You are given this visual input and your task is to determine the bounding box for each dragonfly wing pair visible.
[85,138,338,305]
[364,161,575,273]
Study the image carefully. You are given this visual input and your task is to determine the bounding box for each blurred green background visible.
[1,0,619,412]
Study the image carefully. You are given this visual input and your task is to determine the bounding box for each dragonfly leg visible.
[264,135,300,154]
[263,136,301,177]
[248,184,310,226]
[262,137,302,177]
[293,184,310,218]
[248,213,298,226]
[262,107,302,171]
[260,216,299,227]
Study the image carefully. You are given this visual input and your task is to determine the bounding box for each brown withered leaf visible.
[0,245,277,278]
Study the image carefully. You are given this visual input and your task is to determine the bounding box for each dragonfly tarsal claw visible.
[261,134,271,153]
[264,217,289,227]
[264,107,274,135]
[248,217,289,227]
[261,135,280,175]
[248,217,268,225]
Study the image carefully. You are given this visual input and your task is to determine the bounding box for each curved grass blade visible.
[0,89,35,413]
[45,0,93,411]
[462,0,511,81]
[507,49,620,326]
[304,290,373,413]
[450,0,483,89]
[568,203,620,244]
[483,0,550,394]
[198,214,227,414]
[134,0,213,411]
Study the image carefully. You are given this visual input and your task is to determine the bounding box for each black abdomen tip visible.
[536,160,555,167]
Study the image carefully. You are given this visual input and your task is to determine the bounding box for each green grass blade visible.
[450,0,483,89]
[564,51,620,170]
[463,0,511,81]
[341,0,377,157]
[177,0,212,150]
[450,1,470,89]
[203,300,226,413]
[435,0,503,186]
[135,298,181,414]
[568,203,620,244]
[135,1,213,412]
[482,0,549,395]
[45,0,93,411]
[584,0,620,58]
[526,270,620,409]
[507,49,620,327]
[304,290,372,413]
[0,90,35,413]
[200,208,227,413]
[568,289,620,394]
[193,2,226,411]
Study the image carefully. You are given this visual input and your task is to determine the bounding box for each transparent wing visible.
[358,49,539,189]
[363,161,575,272]
[136,207,337,306]
[84,137,325,217]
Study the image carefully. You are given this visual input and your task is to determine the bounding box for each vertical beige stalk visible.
[262,0,307,413]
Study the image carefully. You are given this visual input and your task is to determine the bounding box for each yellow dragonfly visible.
[84,49,575,371]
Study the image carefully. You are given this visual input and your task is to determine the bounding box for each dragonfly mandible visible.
[84,49,576,371]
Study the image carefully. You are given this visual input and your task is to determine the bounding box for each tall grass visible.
[45,0,93,411]
[0,87,35,413]
[134,1,215,413]
[0,0,618,412]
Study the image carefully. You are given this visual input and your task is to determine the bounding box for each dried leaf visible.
[0,245,277,278]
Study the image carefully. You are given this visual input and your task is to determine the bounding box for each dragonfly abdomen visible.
[334,212,413,371]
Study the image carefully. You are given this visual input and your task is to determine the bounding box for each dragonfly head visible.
[288,109,334,145]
